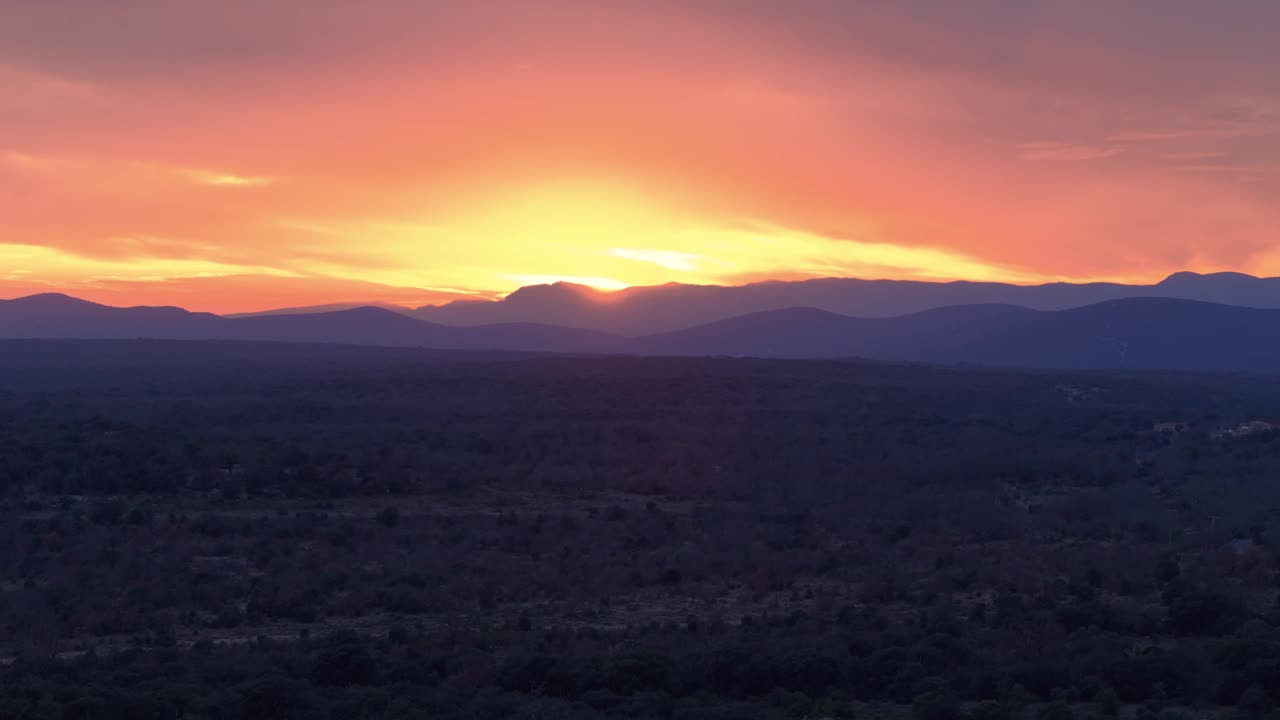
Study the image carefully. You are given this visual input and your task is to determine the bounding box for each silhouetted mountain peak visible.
[5,292,104,309]
[3,294,213,318]
[1159,271,1201,284]
[503,282,605,303]
[225,302,415,319]
[331,305,416,320]
[9,291,1280,369]
[409,271,1280,335]
[1158,270,1258,286]
[736,306,851,322]
[232,305,439,333]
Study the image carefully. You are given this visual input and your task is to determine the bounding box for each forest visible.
[4,341,1280,719]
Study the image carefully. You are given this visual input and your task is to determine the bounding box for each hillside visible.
[8,292,1280,371]
[410,271,1280,334]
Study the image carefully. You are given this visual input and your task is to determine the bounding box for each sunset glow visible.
[3,2,1280,312]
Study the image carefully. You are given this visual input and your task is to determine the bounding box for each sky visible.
[3,0,1280,313]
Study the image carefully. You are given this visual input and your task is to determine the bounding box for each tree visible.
[1095,687,1121,717]
[1240,684,1273,718]
[377,505,401,528]
[1038,700,1075,720]
[311,641,380,687]
[238,676,322,720]
[971,700,1011,720]
[914,680,962,720]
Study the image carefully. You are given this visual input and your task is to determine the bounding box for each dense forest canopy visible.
[3,341,1280,719]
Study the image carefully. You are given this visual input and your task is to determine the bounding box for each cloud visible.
[1159,151,1226,160]
[1107,111,1280,144]
[1109,130,1214,142]
[0,63,106,107]
[2,150,53,169]
[1018,142,1126,161]
[182,170,278,187]
[3,1,1280,301]
[1170,164,1280,183]
[0,242,484,313]
[1107,125,1277,143]
[609,248,709,272]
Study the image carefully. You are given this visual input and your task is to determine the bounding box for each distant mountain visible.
[0,293,226,338]
[632,297,1280,371]
[10,291,1280,371]
[223,302,416,318]
[412,272,1280,334]
[633,304,1038,359]
[927,297,1280,371]
[0,294,618,353]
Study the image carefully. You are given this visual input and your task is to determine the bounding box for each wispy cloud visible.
[1158,151,1226,160]
[0,64,106,107]
[182,170,277,187]
[5,3,1280,300]
[1,150,60,171]
[1108,118,1280,143]
[1108,130,1213,142]
[609,248,708,272]
[1171,164,1280,181]
[1018,142,1125,161]
[4,153,280,191]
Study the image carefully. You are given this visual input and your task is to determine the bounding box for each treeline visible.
[2,352,1280,718]
[9,598,1280,720]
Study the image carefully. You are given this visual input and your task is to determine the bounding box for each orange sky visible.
[3,1,1280,313]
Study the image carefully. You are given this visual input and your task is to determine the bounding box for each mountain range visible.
[6,271,1280,370]
[401,270,1280,335]
[0,293,616,353]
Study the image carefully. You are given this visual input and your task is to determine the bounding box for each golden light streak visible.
[0,243,298,288]
[181,170,278,187]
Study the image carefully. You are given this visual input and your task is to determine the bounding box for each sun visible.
[416,178,708,290]
[283,174,1040,298]
[449,179,683,246]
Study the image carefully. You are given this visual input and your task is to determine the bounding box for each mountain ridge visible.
[7,288,1280,370]
[397,271,1280,334]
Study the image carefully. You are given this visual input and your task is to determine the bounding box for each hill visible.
[9,292,1280,371]
[412,271,1280,334]
[0,295,617,353]
[634,297,1280,370]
